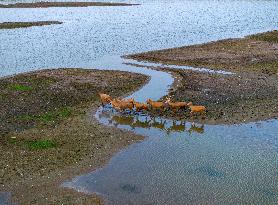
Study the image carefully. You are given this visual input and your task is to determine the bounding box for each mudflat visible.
[126,31,278,124]
[0,21,62,29]
[0,2,138,8]
[0,68,149,204]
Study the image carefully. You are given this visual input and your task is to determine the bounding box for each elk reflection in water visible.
[112,115,135,128]
[99,108,205,135]
[151,117,166,130]
[133,116,152,129]
[188,123,205,134]
[166,120,186,134]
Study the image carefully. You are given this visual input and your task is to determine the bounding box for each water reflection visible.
[64,107,278,205]
[99,106,205,135]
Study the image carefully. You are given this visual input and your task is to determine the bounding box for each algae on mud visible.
[0,21,62,29]
[0,68,148,204]
[126,31,278,124]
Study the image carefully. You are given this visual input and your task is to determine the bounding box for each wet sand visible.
[0,2,138,8]
[126,30,278,124]
[0,21,62,29]
[0,68,149,204]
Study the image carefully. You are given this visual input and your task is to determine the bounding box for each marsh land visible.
[127,31,278,124]
[0,68,148,204]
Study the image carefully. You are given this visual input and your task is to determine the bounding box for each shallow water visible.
[0,192,14,205]
[63,107,278,204]
[1,0,278,204]
[1,0,278,76]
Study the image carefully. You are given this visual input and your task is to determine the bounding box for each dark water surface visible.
[1,0,278,204]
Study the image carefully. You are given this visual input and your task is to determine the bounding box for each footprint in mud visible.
[120,183,142,194]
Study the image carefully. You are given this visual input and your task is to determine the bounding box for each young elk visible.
[99,93,112,106]
[187,102,206,118]
[147,99,165,112]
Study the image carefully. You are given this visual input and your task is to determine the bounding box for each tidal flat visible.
[126,31,278,124]
[0,2,138,8]
[0,21,62,29]
[0,68,148,204]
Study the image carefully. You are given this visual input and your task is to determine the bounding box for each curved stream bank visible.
[62,57,278,205]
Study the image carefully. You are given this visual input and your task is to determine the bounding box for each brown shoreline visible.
[0,2,139,8]
[0,21,62,29]
[0,68,149,204]
[125,30,278,124]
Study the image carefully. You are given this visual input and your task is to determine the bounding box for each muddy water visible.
[1,0,278,204]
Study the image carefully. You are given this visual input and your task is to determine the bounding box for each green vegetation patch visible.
[8,138,57,150]
[18,107,72,123]
[26,139,57,150]
[249,30,278,43]
[39,107,72,122]
[9,84,33,91]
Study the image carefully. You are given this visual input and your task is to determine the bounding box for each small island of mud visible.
[0,1,138,8]
[126,31,278,124]
[0,68,149,204]
[0,21,62,29]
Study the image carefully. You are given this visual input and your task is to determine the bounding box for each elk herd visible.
[99,93,206,117]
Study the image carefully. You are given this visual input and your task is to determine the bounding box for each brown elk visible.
[111,99,134,112]
[133,101,149,112]
[165,98,188,112]
[187,102,206,117]
[99,93,112,106]
[147,99,165,112]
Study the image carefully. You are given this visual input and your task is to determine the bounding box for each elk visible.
[117,98,135,104]
[111,99,134,112]
[187,102,206,117]
[165,98,188,112]
[99,93,112,106]
[133,101,149,112]
[147,99,165,112]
